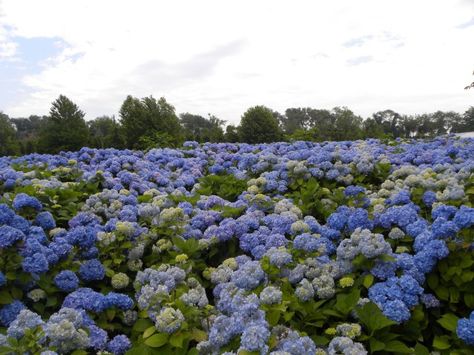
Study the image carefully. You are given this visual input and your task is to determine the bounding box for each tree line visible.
[1,94,473,156]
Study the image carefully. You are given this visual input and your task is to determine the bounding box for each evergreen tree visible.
[38,95,89,153]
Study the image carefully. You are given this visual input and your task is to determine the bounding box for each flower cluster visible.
[0,136,473,352]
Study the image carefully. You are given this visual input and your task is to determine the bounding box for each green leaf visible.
[283,311,294,321]
[0,291,13,304]
[449,287,460,303]
[144,333,169,348]
[356,302,396,335]
[169,332,185,348]
[71,350,88,355]
[237,350,259,355]
[10,287,22,299]
[106,309,116,320]
[380,254,396,262]
[427,273,438,290]
[434,285,449,301]
[459,257,474,269]
[126,344,156,355]
[363,274,374,288]
[465,293,474,308]
[322,309,343,318]
[335,288,360,315]
[143,326,157,339]
[191,328,207,342]
[46,296,57,307]
[266,309,280,326]
[384,340,413,353]
[369,338,386,352]
[414,343,430,355]
[437,313,459,333]
[433,335,451,350]
[133,319,154,332]
[461,271,474,283]
[311,335,329,346]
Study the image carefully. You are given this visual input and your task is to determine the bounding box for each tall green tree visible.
[180,113,225,142]
[224,125,239,142]
[0,112,20,156]
[362,118,386,139]
[283,108,335,141]
[38,95,89,153]
[119,95,182,149]
[399,115,418,138]
[330,107,364,141]
[460,106,474,132]
[281,108,311,134]
[88,115,124,148]
[239,106,282,143]
[372,109,402,138]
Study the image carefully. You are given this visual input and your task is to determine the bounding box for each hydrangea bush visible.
[0,136,473,354]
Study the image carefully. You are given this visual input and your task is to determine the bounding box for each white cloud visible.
[1,0,473,123]
[0,6,16,59]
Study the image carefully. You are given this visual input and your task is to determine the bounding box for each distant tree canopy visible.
[239,105,282,143]
[224,125,239,143]
[180,113,225,143]
[285,107,363,142]
[38,95,90,154]
[119,95,182,149]
[88,116,124,149]
[1,93,474,157]
[0,112,19,156]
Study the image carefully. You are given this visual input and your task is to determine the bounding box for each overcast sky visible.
[0,0,473,124]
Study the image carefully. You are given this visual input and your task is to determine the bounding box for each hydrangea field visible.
[1,137,474,355]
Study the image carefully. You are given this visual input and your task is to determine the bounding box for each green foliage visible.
[224,125,239,142]
[37,95,90,153]
[356,302,397,335]
[0,112,20,156]
[286,177,344,222]
[197,174,248,202]
[239,105,282,143]
[139,131,180,150]
[180,113,225,143]
[119,95,183,149]
[88,115,124,148]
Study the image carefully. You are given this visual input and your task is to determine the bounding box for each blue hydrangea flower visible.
[453,206,474,230]
[22,252,49,274]
[107,335,131,355]
[55,270,80,292]
[79,259,105,281]
[231,261,265,290]
[62,288,107,312]
[0,301,26,326]
[457,311,474,345]
[0,204,15,224]
[7,309,44,338]
[0,225,25,248]
[89,324,108,350]
[12,193,42,211]
[105,292,134,310]
[34,211,56,230]
[240,324,270,353]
